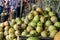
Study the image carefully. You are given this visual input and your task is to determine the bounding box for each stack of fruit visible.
[0,7,60,40]
[1,12,9,22]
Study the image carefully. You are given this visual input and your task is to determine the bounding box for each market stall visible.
[0,0,60,40]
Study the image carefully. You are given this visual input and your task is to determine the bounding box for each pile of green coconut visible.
[0,7,60,40]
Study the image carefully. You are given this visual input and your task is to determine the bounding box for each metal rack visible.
[20,0,23,18]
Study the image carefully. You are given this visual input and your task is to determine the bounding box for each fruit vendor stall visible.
[0,0,60,40]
